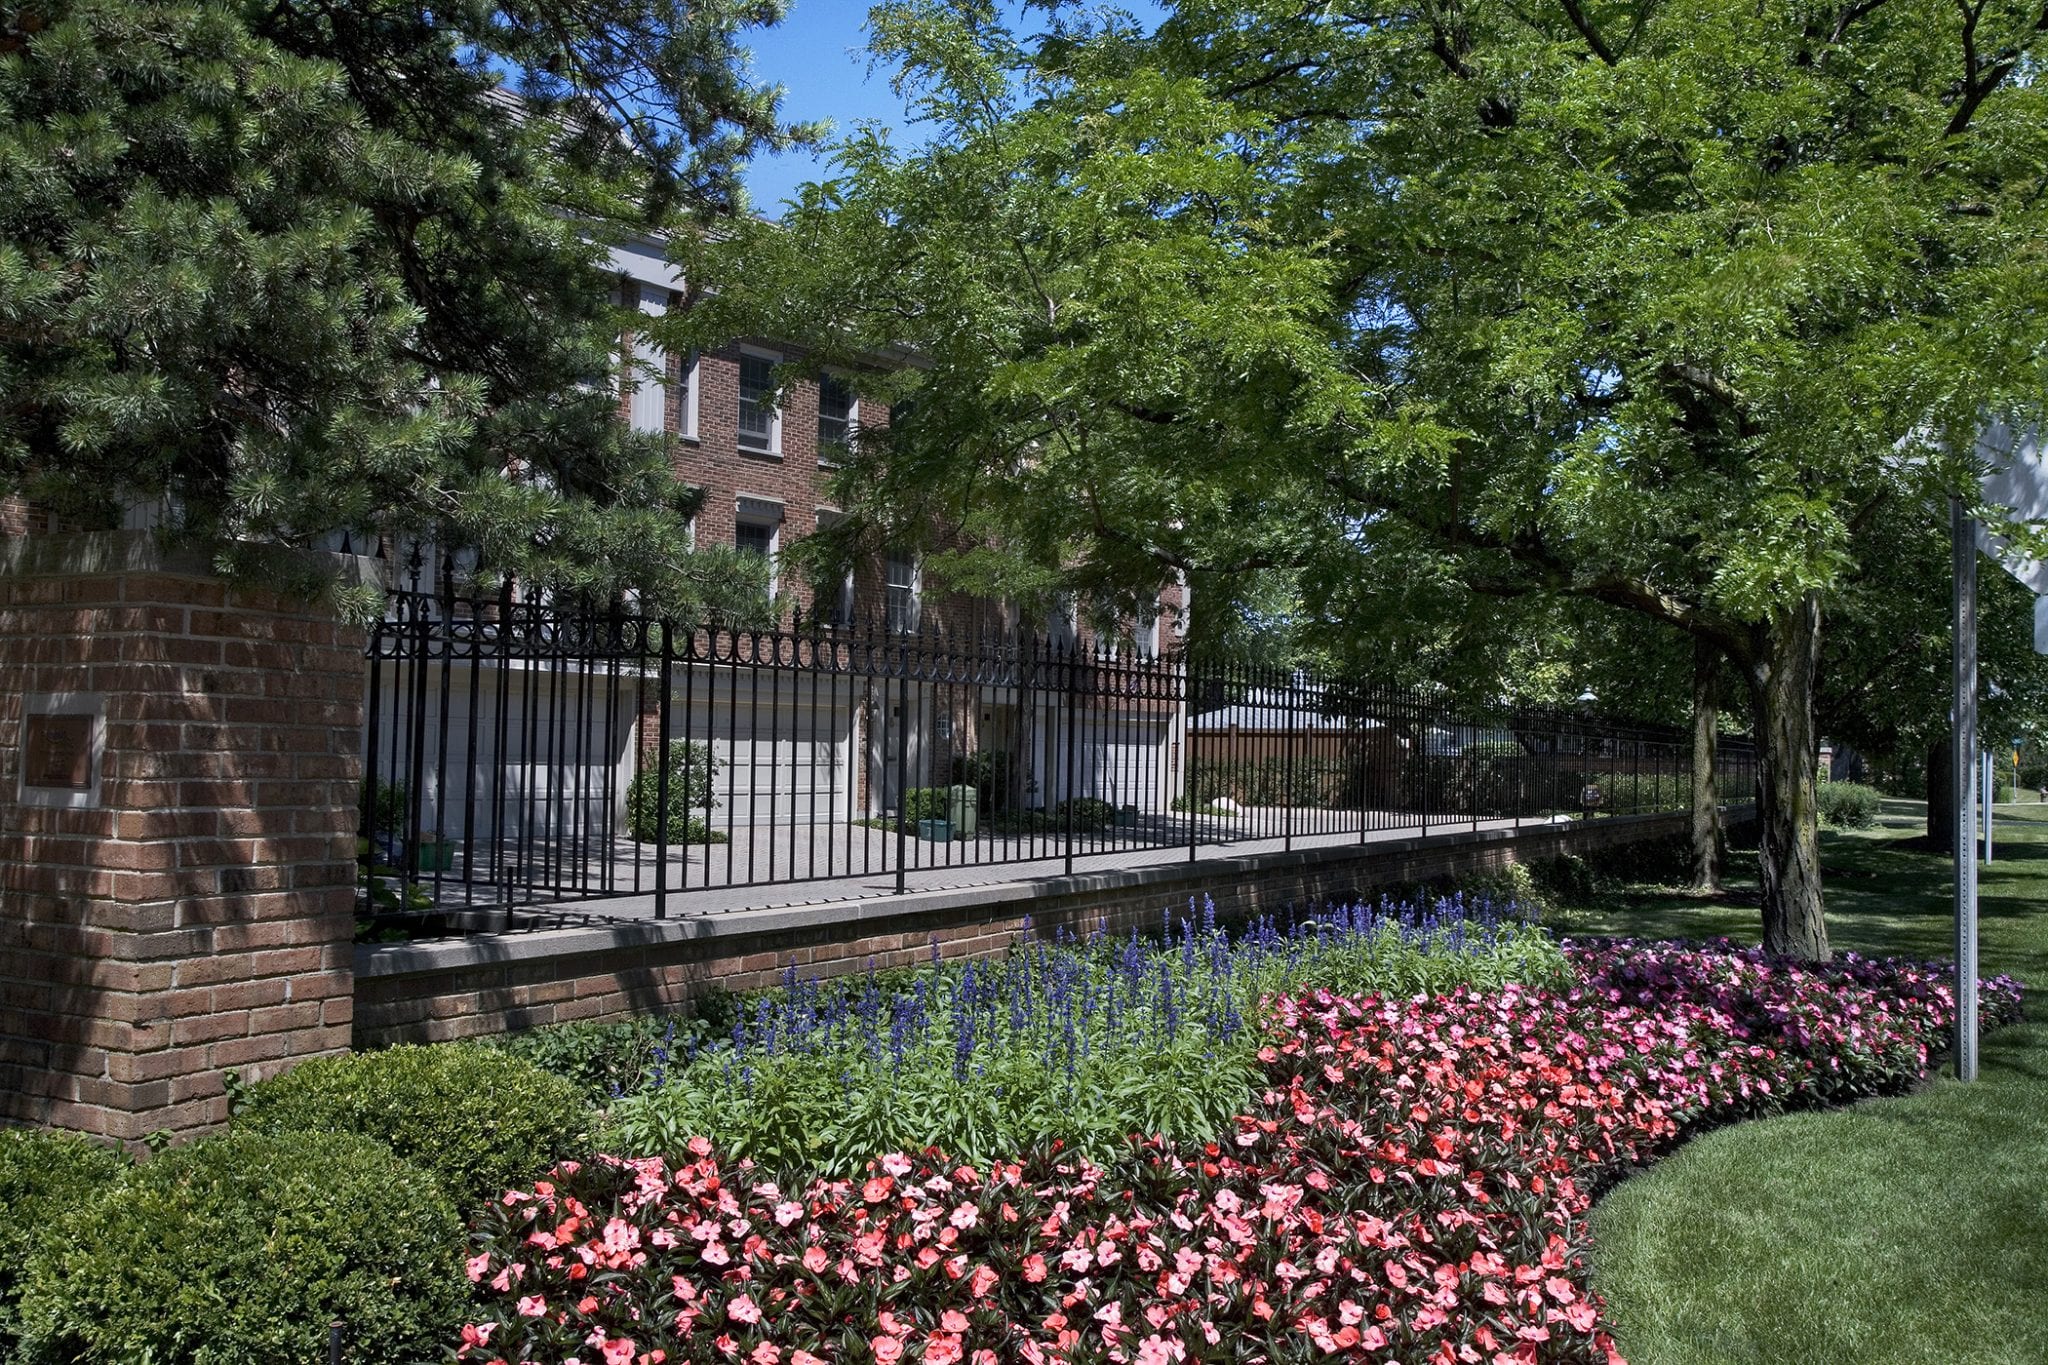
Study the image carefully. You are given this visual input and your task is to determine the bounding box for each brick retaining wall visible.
[355,811,1699,1046]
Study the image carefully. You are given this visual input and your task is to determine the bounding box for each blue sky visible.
[737,0,1169,214]
[739,1,911,214]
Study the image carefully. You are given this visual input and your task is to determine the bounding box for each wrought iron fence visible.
[359,591,1757,935]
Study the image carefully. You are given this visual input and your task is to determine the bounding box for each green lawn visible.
[1563,802,2048,1365]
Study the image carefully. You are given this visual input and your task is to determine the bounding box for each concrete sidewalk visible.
[392,806,1583,934]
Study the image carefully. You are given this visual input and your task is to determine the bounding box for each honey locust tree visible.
[670,0,2048,960]
[0,0,800,615]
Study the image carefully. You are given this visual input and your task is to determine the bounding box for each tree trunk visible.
[1744,593,1829,961]
[1925,737,1954,852]
[1689,636,1724,894]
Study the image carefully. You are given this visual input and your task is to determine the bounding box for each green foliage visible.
[366,780,409,839]
[484,1015,714,1106]
[1051,796,1120,829]
[950,750,1012,812]
[674,0,2048,956]
[625,739,728,844]
[1449,864,1555,920]
[16,1129,464,1365]
[0,0,801,612]
[1168,794,1234,816]
[1529,853,1598,907]
[1817,783,1884,830]
[0,1130,129,1356]
[1579,770,1693,817]
[1189,755,1359,809]
[984,809,1055,834]
[610,1027,1255,1179]
[901,786,950,822]
[232,1045,589,1212]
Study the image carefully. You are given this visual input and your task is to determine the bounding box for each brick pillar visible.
[0,532,374,1143]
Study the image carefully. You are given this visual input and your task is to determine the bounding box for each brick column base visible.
[0,532,374,1143]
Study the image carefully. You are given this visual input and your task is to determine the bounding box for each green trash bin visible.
[946,784,978,839]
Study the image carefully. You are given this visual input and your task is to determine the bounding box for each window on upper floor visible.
[1046,593,1079,651]
[676,350,699,440]
[738,350,781,454]
[813,511,855,627]
[627,286,668,435]
[817,373,857,461]
[1134,604,1162,659]
[885,552,921,634]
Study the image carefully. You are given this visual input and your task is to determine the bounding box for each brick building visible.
[357,233,1192,876]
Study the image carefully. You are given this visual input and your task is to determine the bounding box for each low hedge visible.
[1818,781,1884,829]
[0,1129,129,1356]
[233,1045,589,1213]
[17,1129,463,1365]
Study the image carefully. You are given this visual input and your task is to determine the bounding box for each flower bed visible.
[603,897,1567,1172]
[460,942,2021,1365]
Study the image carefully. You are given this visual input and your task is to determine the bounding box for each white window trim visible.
[737,345,784,457]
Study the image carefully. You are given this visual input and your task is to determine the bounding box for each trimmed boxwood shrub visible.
[0,1129,129,1356]
[17,1129,463,1365]
[232,1045,588,1212]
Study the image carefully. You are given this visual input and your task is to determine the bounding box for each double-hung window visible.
[1134,606,1161,660]
[817,373,857,461]
[885,552,921,634]
[737,350,781,454]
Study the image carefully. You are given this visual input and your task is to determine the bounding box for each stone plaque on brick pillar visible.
[0,532,375,1144]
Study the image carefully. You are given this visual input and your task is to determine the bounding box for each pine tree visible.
[0,0,797,617]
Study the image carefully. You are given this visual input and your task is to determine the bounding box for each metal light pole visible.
[1951,497,1980,1082]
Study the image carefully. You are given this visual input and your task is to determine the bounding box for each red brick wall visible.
[353,812,1692,1046]
[0,534,367,1143]
[665,342,1174,643]
[0,495,55,537]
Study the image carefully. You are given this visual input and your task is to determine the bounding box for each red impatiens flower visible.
[457,943,2022,1365]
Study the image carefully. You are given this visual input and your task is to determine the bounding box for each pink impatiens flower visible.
[453,943,2022,1365]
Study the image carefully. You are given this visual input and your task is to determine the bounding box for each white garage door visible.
[672,676,855,826]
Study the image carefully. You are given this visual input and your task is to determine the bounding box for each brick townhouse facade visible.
[595,233,1195,823]
[610,233,1185,648]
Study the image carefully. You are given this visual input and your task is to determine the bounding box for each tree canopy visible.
[0,0,799,614]
[673,0,2048,958]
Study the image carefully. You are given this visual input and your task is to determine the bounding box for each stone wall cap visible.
[355,809,1705,980]
[0,529,379,589]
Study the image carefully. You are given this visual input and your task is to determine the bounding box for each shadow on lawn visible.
[1554,800,2048,987]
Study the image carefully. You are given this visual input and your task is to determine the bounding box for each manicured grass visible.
[1569,801,2048,1365]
